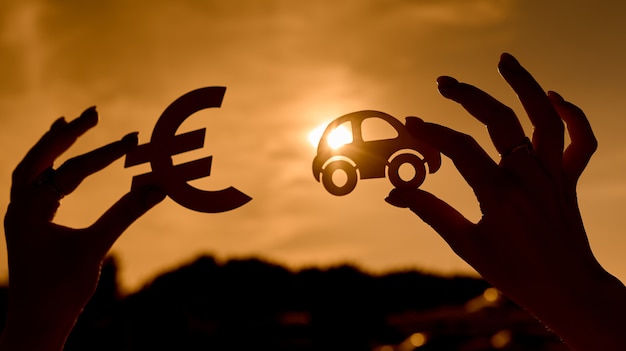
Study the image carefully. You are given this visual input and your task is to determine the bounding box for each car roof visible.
[322,110,406,139]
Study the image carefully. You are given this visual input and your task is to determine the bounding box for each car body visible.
[312,110,441,195]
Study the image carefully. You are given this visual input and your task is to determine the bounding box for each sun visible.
[308,123,352,149]
[307,124,327,148]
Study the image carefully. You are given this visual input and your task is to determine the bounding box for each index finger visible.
[54,132,139,196]
[436,75,528,156]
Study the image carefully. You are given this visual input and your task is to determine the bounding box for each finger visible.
[18,106,99,182]
[498,53,565,175]
[12,117,68,186]
[436,76,529,156]
[406,118,502,205]
[386,187,474,256]
[548,91,597,185]
[54,132,139,196]
[89,186,166,254]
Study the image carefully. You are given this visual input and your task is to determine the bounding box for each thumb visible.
[386,187,473,246]
[89,186,166,254]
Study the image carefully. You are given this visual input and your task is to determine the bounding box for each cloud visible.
[395,0,516,25]
[0,1,47,95]
[0,0,523,290]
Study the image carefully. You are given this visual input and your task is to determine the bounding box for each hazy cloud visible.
[3,0,626,291]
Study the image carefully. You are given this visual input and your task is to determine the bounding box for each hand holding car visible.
[386,53,626,350]
[313,110,441,195]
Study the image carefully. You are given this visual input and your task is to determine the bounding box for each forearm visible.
[512,266,626,351]
[0,315,76,351]
[0,280,89,351]
[0,295,83,351]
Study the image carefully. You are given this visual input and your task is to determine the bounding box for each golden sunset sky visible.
[1,0,626,292]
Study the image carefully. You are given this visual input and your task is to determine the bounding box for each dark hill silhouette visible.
[4,255,552,351]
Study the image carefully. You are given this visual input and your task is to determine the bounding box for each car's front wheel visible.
[321,160,358,196]
[388,153,426,188]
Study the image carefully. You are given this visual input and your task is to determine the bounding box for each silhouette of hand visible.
[1,107,165,351]
[386,53,626,350]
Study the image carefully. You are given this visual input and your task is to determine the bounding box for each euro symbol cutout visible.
[124,86,252,213]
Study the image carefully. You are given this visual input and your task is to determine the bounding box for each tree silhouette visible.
[4,254,560,351]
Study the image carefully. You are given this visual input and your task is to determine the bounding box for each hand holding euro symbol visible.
[125,86,251,213]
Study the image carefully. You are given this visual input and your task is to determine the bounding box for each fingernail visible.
[405,116,424,129]
[499,53,522,73]
[142,186,166,208]
[50,117,67,131]
[81,105,97,117]
[78,106,98,127]
[121,132,139,146]
[384,189,409,208]
[437,75,459,86]
[405,117,429,139]
[436,76,459,97]
[547,91,564,102]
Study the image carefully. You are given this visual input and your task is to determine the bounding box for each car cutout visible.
[312,110,441,196]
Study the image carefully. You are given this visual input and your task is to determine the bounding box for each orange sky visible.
[1,1,626,292]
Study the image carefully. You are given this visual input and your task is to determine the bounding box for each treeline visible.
[2,255,491,351]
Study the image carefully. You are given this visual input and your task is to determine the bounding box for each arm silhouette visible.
[386,53,626,351]
[0,107,165,351]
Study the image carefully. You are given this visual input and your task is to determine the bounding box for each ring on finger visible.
[32,167,65,199]
[501,137,534,159]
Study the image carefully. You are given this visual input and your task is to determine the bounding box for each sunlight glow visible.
[307,124,327,148]
[327,125,352,149]
[308,123,353,149]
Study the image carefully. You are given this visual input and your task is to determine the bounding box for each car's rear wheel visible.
[321,160,358,196]
[388,154,426,188]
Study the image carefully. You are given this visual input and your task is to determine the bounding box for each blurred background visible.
[0,255,568,351]
[2,1,625,349]
[1,0,625,305]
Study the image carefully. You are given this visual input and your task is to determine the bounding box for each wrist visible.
[0,287,86,351]
[0,303,80,351]
[519,265,626,351]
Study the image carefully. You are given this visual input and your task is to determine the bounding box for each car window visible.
[361,117,399,141]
